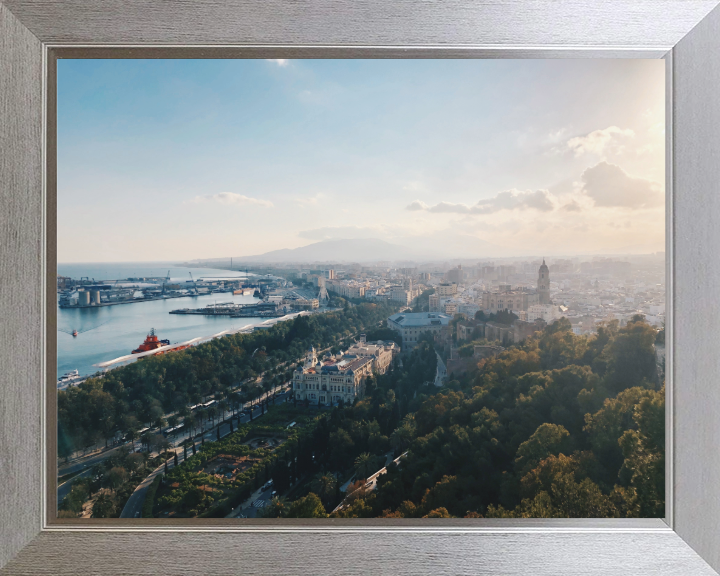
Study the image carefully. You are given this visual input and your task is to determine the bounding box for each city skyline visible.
[58,59,665,263]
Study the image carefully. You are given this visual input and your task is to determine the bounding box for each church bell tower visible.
[538,259,551,305]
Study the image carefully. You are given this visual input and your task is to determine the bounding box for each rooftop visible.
[388,312,451,327]
[319,356,373,374]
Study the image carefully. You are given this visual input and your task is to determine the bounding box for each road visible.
[164,387,291,450]
[435,352,447,386]
[227,485,276,519]
[118,390,292,518]
[119,459,172,518]
[58,383,291,478]
[58,444,130,476]
[57,469,92,503]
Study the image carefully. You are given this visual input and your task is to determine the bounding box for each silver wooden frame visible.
[2,1,720,574]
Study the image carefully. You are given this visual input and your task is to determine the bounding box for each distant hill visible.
[233,238,425,263]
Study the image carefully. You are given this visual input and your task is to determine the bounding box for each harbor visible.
[56,262,326,381]
[169,301,284,318]
[56,264,262,380]
[57,271,254,309]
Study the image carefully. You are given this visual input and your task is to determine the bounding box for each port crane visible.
[188,272,199,295]
[162,270,170,296]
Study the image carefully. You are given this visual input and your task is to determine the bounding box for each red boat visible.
[132,328,188,355]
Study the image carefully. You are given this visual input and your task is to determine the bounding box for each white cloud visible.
[579,162,663,209]
[295,193,325,206]
[407,200,429,211]
[402,181,425,191]
[190,192,273,207]
[545,127,569,144]
[561,200,583,212]
[567,126,635,157]
[266,59,289,67]
[406,189,555,215]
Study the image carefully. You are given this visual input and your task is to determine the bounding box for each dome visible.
[539,258,549,272]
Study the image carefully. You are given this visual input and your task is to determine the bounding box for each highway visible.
[58,444,129,477]
[118,391,292,518]
[58,383,290,476]
[57,469,92,503]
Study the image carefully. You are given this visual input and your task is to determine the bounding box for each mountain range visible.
[197,236,503,264]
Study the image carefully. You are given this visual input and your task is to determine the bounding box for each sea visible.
[56,262,271,381]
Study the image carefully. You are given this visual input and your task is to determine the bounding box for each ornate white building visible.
[344,336,399,373]
[292,337,398,406]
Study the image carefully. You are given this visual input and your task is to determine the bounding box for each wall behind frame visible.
[0,2,44,569]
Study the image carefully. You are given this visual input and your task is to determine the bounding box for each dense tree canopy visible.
[60,302,664,519]
[58,303,396,456]
[313,316,664,518]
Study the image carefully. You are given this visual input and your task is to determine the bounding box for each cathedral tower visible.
[537,259,551,304]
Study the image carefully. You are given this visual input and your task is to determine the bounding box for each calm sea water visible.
[56,261,246,283]
[56,262,268,380]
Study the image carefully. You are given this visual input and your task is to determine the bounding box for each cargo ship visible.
[132,328,189,356]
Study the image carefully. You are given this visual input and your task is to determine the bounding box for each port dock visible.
[170,302,284,318]
[57,272,256,309]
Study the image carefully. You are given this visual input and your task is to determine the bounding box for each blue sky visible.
[58,59,665,262]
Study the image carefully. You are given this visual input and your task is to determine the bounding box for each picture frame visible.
[1,1,720,573]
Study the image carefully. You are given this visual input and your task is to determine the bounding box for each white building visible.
[527,304,564,324]
[344,335,399,374]
[436,283,458,297]
[387,311,452,349]
[327,280,366,299]
[459,302,481,319]
[292,347,374,406]
[389,287,412,305]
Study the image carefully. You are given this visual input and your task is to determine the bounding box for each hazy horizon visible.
[58,59,665,263]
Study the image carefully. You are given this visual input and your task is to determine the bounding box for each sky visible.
[57,59,665,263]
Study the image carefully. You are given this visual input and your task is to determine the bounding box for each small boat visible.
[57,370,80,386]
[72,330,78,337]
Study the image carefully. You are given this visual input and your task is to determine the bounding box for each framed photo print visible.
[1,1,720,574]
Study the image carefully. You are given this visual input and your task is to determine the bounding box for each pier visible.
[170,301,283,318]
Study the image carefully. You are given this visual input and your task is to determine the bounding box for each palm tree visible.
[183,414,195,440]
[208,406,218,429]
[140,433,151,453]
[229,392,241,418]
[262,381,273,402]
[354,452,377,482]
[219,400,229,423]
[311,472,337,508]
[197,409,207,434]
[126,428,138,453]
[390,423,414,453]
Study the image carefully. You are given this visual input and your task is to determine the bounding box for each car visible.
[134,511,140,518]
[271,490,277,497]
